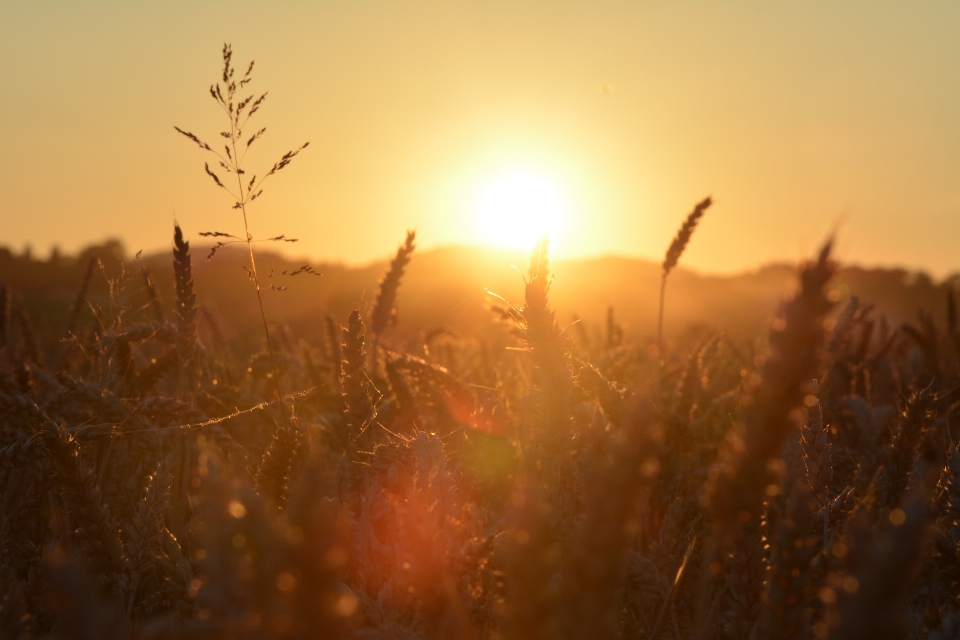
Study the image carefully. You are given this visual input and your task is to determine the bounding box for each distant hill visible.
[1,240,956,353]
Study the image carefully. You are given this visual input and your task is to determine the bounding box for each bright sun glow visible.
[476,170,565,249]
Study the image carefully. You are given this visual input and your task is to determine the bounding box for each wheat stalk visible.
[658,196,711,350]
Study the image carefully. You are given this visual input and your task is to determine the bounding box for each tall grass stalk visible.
[175,44,309,432]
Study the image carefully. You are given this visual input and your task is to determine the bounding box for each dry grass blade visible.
[651,534,698,638]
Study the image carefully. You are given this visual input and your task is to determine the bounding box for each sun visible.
[476,170,565,249]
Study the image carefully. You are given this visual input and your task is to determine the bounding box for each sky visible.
[1,1,958,276]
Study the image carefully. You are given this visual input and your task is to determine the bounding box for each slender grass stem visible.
[230,124,290,433]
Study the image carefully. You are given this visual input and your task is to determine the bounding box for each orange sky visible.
[1,2,958,276]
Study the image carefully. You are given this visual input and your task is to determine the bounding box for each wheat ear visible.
[658,196,712,350]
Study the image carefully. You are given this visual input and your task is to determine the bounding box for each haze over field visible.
[2,2,959,275]
[1,240,953,352]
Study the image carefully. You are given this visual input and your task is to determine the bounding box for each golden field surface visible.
[1,228,959,639]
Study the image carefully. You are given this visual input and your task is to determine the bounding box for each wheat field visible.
[2,46,960,640]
